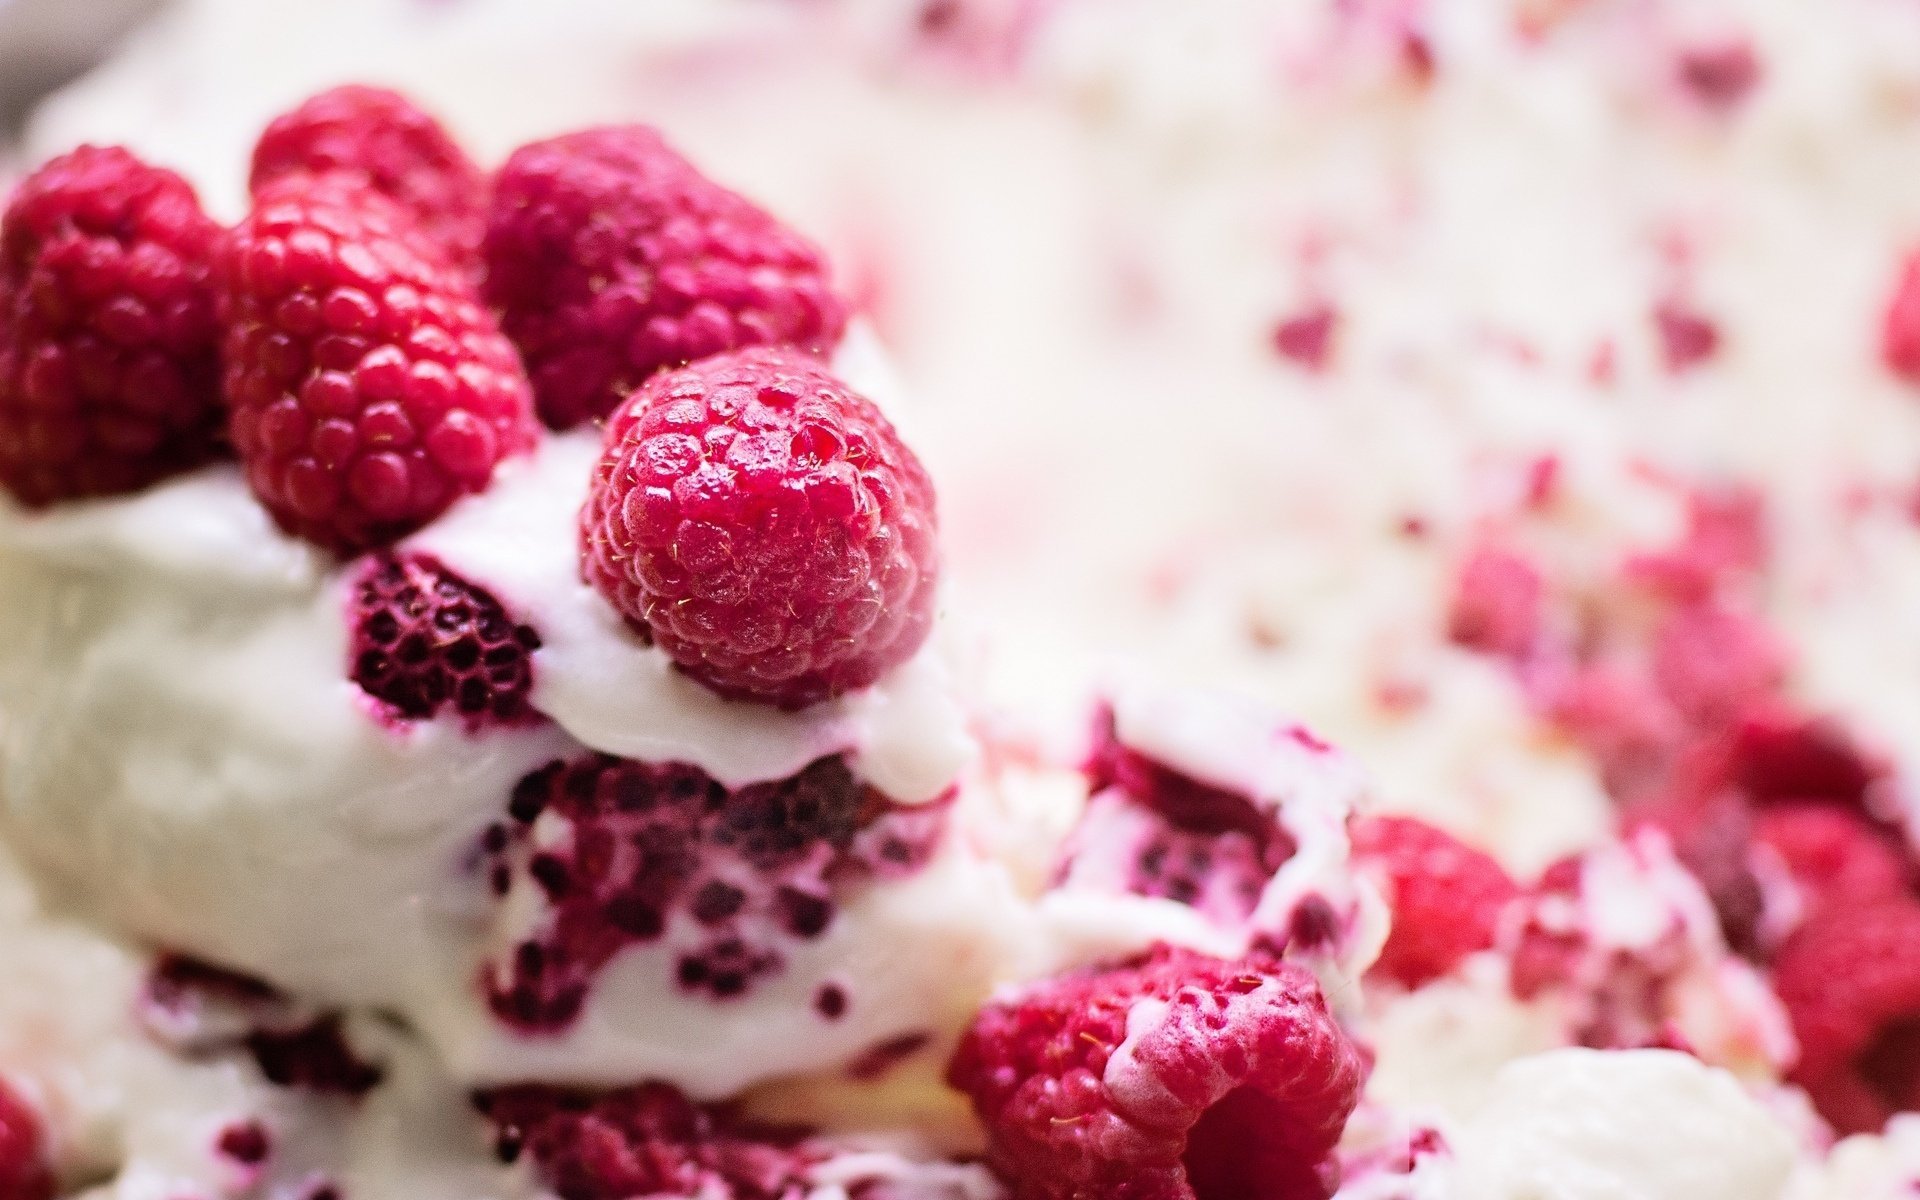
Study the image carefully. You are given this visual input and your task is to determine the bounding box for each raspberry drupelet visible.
[0,145,225,506]
[1352,815,1521,989]
[250,85,488,263]
[0,1076,50,1200]
[220,174,537,553]
[579,346,938,709]
[484,125,847,429]
[947,945,1366,1200]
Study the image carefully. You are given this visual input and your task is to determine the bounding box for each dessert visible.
[6,1,1920,1198]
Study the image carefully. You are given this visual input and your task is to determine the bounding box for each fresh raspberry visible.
[1774,899,1920,1133]
[579,347,937,709]
[947,945,1366,1200]
[0,1077,50,1200]
[0,145,224,506]
[1446,543,1544,658]
[220,174,536,553]
[348,552,541,728]
[476,1084,815,1200]
[1883,251,1920,384]
[483,125,847,429]
[250,85,487,262]
[1753,805,1910,925]
[483,754,943,1027]
[1351,816,1520,988]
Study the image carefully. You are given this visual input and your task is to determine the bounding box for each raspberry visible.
[579,347,937,709]
[476,1084,815,1200]
[1649,603,1785,727]
[1753,805,1910,925]
[1653,300,1720,371]
[348,552,541,728]
[1446,543,1543,657]
[483,125,847,429]
[220,174,536,553]
[0,145,224,506]
[947,945,1365,1200]
[250,86,487,263]
[1883,251,1920,383]
[1676,40,1762,109]
[482,754,944,1027]
[0,1077,50,1200]
[1774,900,1920,1133]
[1351,816,1520,988]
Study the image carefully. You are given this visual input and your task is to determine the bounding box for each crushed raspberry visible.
[245,1016,384,1096]
[348,552,541,728]
[947,945,1366,1200]
[476,1084,815,1200]
[1271,304,1337,371]
[1649,603,1785,727]
[1775,900,1920,1133]
[0,145,225,506]
[483,125,847,429]
[1352,816,1520,988]
[579,347,938,709]
[1446,542,1544,657]
[1653,301,1720,371]
[482,754,945,1027]
[1884,251,1920,383]
[1676,40,1762,109]
[219,174,536,553]
[1754,805,1911,926]
[250,85,487,262]
[1073,710,1296,922]
[0,1077,50,1200]
[214,1120,272,1167]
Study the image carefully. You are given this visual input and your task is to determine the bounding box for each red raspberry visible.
[1351,816,1520,989]
[0,145,224,506]
[1446,543,1544,658]
[579,347,937,709]
[1774,899,1920,1133]
[348,553,542,728]
[250,85,486,262]
[947,945,1366,1200]
[476,1084,814,1200]
[1649,603,1785,727]
[0,1077,50,1200]
[220,174,536,553]
[1883,251,1920,384]
[483,125,848,429]
[1753,805,1910,925]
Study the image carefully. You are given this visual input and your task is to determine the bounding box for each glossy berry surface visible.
[220,174,535,553]
[250,85,487,261]
[484,125,846,429]
[947,945,1366,1200]
[580,347,937,709]
[0,145,224,506]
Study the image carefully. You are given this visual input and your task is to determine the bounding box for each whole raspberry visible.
[1755,805,1910,928]
[0,145,224,506]
[1775,899,1920,1133]
[250,85,487,263]
[348,552,542,728]
[476,1084,815,1200]
[484,125,848,429]
[0,1077,50,1200]
[220,174,536,553]
[947,945,1366,1200]
[579,347,937,709]
[1351,816,1520,989]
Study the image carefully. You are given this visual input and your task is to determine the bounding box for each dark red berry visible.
[580,347,937,709]
[220,173,536,553]
[484,125,847,429]
[1352,815,1520,988]
[0,1077,50,1200]
[0,145,224,506]
[348,552,541,728]
[947,945,1365,1200]
[251,85,487,263]
[1775,899,1920,1133]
